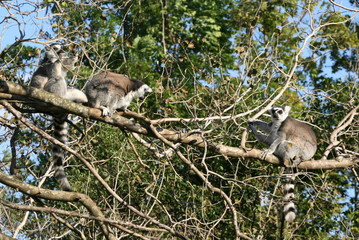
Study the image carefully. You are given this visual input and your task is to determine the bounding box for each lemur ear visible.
[267,107,273,114]
[46,44,62,51]
[284,106,291,113]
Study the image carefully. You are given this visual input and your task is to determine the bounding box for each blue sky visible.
[0,1,358,239]
[0,1,52,51]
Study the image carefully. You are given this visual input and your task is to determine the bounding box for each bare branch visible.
[0,170,116,240]
[0,198,163,240]
[329,0,359,12]
[0,80,357,169]
[322,105,359,159]
[0,98,189,240]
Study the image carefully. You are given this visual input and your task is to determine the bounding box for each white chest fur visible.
[116,91,135,110]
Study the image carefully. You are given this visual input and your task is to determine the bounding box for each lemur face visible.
[50,44,62,52]
[269,106,290,121]
[136,84,152,100]
[45,44,63,63]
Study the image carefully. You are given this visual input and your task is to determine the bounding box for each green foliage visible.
[0,0,358,239]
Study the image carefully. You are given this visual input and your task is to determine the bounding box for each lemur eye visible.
[277,110,283,114]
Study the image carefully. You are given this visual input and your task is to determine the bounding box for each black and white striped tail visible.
[283,174,296,222]
[53,115,72,191]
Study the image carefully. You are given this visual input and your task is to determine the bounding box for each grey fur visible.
[43,51,78,97]
[30,45,87,103]
[52,115,72,191]
[30,44,77,89]
[248,106,317,222]
[85,71,152,116]
[30,45,87,191]
[29,44,62,89]
[42,50,79,191]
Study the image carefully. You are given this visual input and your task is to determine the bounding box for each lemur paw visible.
[290,157,302,167]
[99,106,113,117]
[247,121,256,132]
[261,149,274,160]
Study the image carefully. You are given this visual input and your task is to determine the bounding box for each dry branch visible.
[0,233,17,240]
[0,79,358,169]
[0,99,189,240]
[0,171,116,240]
[0,198,163,240]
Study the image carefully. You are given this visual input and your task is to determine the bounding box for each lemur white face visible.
[269,106,290,122]
[45,44,63,63]
[51,44,62,52]
[136,84,152,100]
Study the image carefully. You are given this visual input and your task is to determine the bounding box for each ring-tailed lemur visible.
[31,45,87,191]
[248,106,317,222]
[85,71,152,116]
[43,48,88,103]
[30,44,88,103]
[29,44,62,89]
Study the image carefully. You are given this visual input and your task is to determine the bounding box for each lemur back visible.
[248,106,317,223]
[85,71,152,116]
[277,116,317,161]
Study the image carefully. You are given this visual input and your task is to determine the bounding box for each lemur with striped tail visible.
[248,106,317,222]
[31,44,87,191]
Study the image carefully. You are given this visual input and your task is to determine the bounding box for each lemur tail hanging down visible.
[31,44,87,191]
[248,106,317,222]
[51,114,71,191]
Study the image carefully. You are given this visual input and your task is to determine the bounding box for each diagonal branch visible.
[0,198,162,240]
[0,99,189,240]
[329,0,359,12]
[148,124,252,240]
[0,80,358,170]
[0,170,116,240]
[322,105,359,159]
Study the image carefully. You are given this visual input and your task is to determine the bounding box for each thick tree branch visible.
[0,99,189,240]
[0,198,162,240]
[0,233,17,240]
[0,79,358,170]
[148,124,252,240]
[0,171,116,240]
